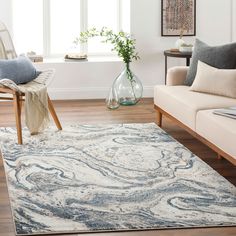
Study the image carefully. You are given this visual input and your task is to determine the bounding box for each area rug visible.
[1,123,236,236]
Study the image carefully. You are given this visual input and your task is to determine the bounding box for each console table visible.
[164,50,192,84]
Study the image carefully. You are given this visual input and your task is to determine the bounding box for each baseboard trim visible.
[48,86,154,100]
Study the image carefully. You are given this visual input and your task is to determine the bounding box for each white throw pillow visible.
[190,61,236,98]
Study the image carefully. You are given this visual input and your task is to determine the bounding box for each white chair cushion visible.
[196,110,236,158]
[154,85,236,130]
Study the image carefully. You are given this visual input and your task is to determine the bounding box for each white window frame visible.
[41,0,126,58]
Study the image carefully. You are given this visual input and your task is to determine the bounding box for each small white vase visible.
[175,38,185,50]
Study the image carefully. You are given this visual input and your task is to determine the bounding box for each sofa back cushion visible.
[190,61,236,98]
[184,39,236,86]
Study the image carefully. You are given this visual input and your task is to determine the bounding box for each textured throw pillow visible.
[184,39,236,86]
[190,61,236,98]
[0,56,40,85]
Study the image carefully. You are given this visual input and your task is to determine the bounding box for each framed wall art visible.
[161,0,196,36]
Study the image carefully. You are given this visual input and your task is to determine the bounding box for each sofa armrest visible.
[166,66,189,86]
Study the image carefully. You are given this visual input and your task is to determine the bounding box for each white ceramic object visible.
[179,46,193,53]
[175,38,185,49]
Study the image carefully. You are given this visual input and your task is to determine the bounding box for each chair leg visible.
[47,95,62,130]
[156,110,162,127]
[19,95,23,117]
[13,94,23,144]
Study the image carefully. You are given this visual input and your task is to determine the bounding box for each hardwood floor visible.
[0,98,235,236]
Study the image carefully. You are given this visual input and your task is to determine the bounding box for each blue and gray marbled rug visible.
[1,123,236,235]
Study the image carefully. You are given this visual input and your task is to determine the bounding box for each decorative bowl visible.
[179,45,193,53]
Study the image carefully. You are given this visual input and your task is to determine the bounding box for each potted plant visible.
[74,27,143,108]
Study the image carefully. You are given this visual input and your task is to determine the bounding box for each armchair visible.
[0,21,62,144]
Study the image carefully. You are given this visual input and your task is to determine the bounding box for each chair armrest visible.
[166,66,189,86]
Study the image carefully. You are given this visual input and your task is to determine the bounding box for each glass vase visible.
[106,86,120,110]
[113,63,143,106]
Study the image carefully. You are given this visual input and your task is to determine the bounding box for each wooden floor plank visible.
[0,98,235,236]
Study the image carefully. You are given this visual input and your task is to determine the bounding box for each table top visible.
[164,50,192,58]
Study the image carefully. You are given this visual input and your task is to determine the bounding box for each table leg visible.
[165,55,167,84]
[186,58,190,66]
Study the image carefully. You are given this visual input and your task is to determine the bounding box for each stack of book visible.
[64,53,87,61]
[27,51,43,62]
[213,106,236,119]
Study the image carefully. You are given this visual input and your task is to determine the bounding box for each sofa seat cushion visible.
[196,110,236,159]
[154,85,236,130]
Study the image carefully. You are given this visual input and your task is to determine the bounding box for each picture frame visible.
[161,0,196,37]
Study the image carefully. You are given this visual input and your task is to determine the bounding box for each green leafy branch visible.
[74,27,140,64]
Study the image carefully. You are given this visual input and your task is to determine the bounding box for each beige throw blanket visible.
[0,69,55,134]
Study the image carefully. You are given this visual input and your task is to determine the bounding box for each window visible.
[12,0,130,57]
[12,0,43,55]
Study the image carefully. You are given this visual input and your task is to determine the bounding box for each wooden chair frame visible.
[0,87,62,144]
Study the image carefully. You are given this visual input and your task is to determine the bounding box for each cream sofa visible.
[154,67,236,165]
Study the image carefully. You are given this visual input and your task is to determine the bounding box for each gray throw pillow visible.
[0,56,40,85]
[184,39,236,86]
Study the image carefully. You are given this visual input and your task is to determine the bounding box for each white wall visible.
[35,59,125,100]
[0,0,235,99]
[197,0,232,44]
[0,0,12,34]
[233,0,236,41]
